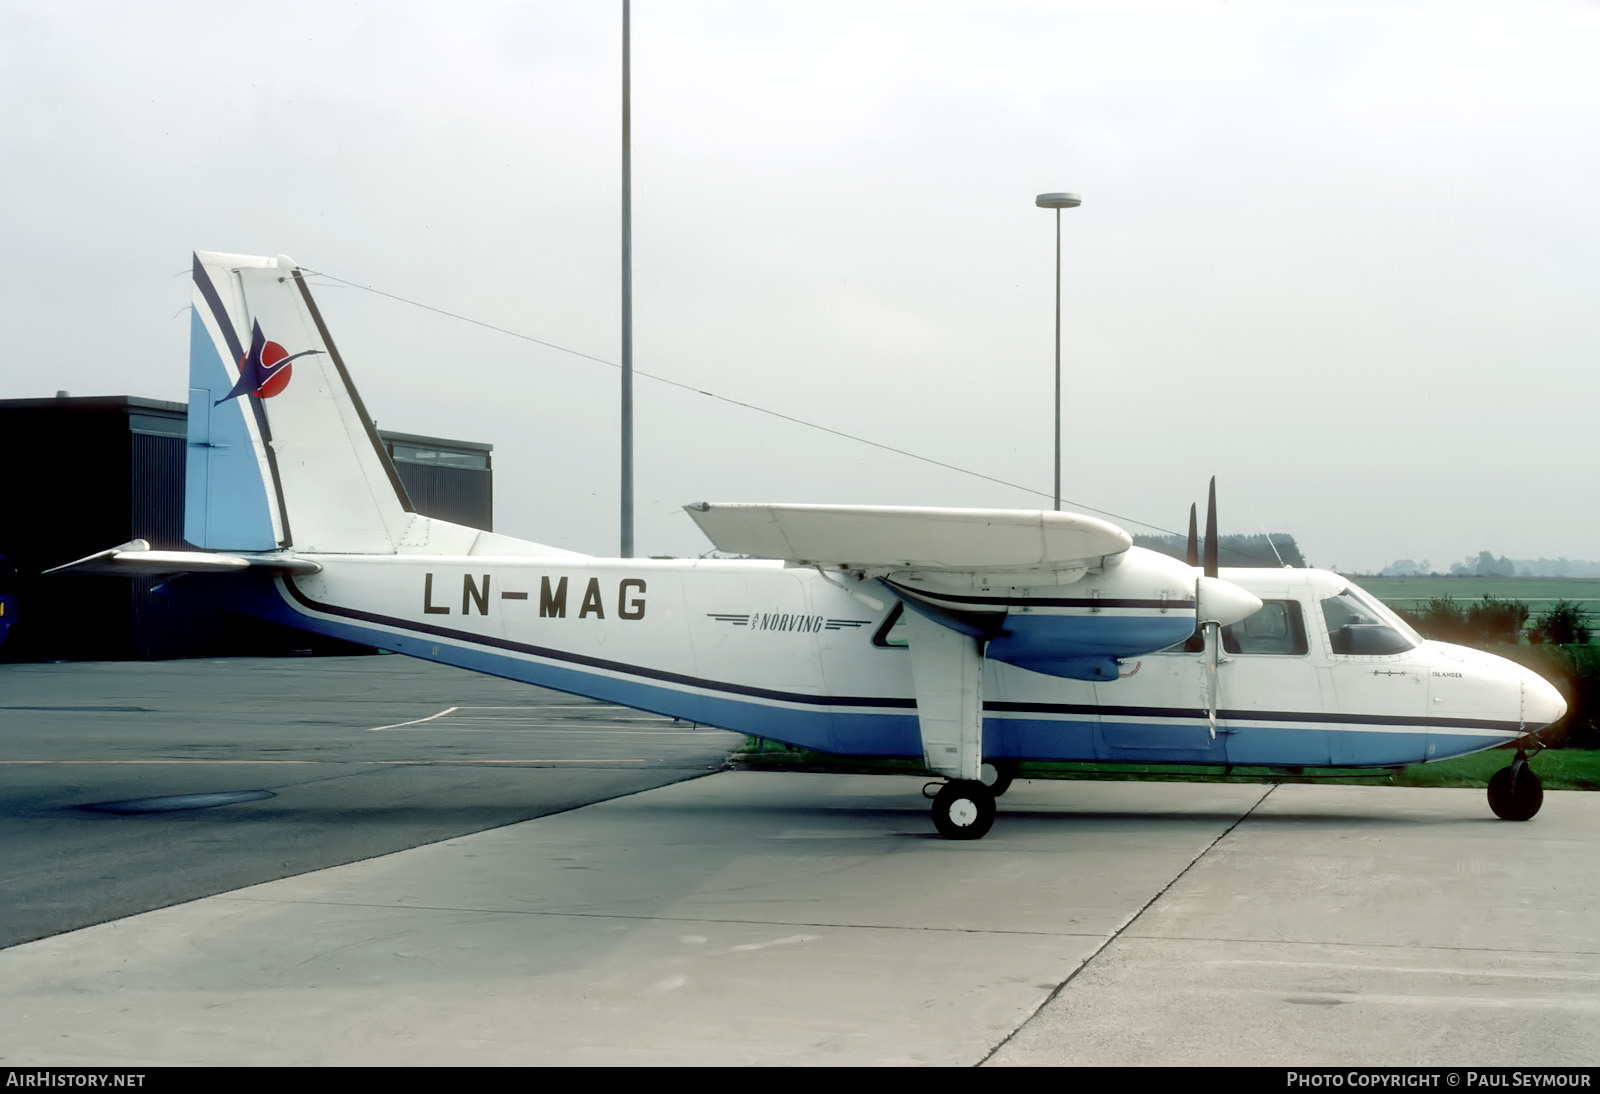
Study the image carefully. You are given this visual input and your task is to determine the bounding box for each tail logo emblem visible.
[215,321,322,405]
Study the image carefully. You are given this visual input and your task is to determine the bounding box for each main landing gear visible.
[1488,744,1543,822]
[981,759,1019,797]
[928,780,997,840]
[924,761,1016,840]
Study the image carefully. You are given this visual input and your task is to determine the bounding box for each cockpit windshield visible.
[1319,585,1419,655]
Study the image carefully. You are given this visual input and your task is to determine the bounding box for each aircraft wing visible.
[683,502,1131,571]
[44,540,323,578]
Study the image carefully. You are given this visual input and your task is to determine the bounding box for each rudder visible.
[186,251,417,554]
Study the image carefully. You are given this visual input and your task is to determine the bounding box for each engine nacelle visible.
[887,547,1262,680]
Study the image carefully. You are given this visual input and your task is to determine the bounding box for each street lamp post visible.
[1034,192,1080,512]
[620,0,635,558]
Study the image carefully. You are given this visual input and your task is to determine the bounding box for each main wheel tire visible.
[980,760,1018,797]
[1488,764,1543,821]
[932,780,996,840]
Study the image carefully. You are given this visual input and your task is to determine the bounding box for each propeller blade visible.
[1203,476,1218,579]
[1185,504,1199,567]
[1192,478,1241,738]
[1203,621,1220,739]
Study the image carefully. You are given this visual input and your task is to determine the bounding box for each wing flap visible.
[684,503,1130,571]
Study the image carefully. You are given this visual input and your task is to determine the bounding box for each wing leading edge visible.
[683,502,1132,572]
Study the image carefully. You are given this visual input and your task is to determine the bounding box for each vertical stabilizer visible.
[186,251,417,553]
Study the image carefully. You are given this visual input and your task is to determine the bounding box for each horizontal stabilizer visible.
[44,540,323,578]
[684,502,1131,571]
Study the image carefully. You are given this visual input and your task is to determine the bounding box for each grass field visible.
[731,740,1600,791]
[1350,575,1600,614]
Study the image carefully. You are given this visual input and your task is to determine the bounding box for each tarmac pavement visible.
[3,770,1595,1067]
[0,656,741,949]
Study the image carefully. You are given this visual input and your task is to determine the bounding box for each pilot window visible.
[1320,588,1417,656]
[1220,599,1308,655]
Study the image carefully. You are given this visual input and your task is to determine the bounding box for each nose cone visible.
[1432,642,1570,732]
[1523,669,1568,729]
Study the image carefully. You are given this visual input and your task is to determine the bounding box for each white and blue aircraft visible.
[51,251,1567,838]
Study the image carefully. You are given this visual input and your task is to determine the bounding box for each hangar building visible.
[0,395,492,661]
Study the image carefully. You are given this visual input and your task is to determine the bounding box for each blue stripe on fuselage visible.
[174,574,1516,770]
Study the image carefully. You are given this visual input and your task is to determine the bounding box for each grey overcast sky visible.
[4,0,1597,572]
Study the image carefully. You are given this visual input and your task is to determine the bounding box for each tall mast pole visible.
[1033,192,1080,512]
[619,0,635,557]
[1053,206,1061,512]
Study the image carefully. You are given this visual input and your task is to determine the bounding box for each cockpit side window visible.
[1221,599,1308,655]
[1320,587,1417,655]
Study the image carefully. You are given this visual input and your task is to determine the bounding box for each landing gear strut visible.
[981,759,1019,797]
[931,780,996,840]
[1488,745,1543,821]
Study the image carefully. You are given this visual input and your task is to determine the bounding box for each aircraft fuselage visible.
[210,554,1559,771]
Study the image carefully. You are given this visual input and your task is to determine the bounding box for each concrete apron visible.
[0,774,1594,1067]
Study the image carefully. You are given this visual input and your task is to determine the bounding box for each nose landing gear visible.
[1488,744,1543,821]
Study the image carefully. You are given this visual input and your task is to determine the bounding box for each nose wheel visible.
[930,780,996,840]
[1488,747,1543,821]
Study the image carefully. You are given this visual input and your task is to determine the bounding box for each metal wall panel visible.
[0,398,494,661]
[392,462,493,532]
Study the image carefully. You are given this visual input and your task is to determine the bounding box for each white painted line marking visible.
[367,706,459,732]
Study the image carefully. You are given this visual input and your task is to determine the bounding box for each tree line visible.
[1133,533,1305,568]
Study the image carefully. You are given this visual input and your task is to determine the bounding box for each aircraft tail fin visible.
[186,251,419,553]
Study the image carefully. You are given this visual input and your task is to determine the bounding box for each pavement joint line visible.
[455,705,658,711]
[0,759,657,765]
[373,727,728,735]
[212,895,1112,937]
[423,718,683,722]
[1118,931,1600,959]
[445,717,680,723]
[1183,959,1600,980]
[975,782,1279,1067]
[367,706,459,732]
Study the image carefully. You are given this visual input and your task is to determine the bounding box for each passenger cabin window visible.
[1320,588,1416,656]
[1221,599,1308,655]
[1170,599,1308,655]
